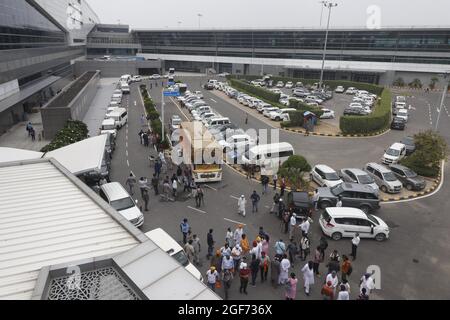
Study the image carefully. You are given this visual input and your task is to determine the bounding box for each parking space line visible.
[230,195,240,200]
[210,98,217,103]
[127,160,130,167]
[187,206,207,214]
[223,218,246,226]
[126,150,128,157]
[204,184,217,191]
[169,97,190,121]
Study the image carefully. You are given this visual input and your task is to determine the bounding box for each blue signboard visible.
[163,91,180,97]
[168,80,175,86]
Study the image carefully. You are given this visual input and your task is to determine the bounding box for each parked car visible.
[339,168,379,194]
[285,81,294,88]
[400,136,416,155]
[310,164,343,188]
[391,117,406,130]
[315,182,380,213]
[345,87,357,94]
[276,81,284,88]
[364,162,403,194]
[131,75,142,82]
[150,74,161,79]
[295,82,304,88]
[263,107,280,117]
[343,106,367,116]
[396,109,409,122]
[170,115,182,132]
[335,86,345,93]
[269,108,296,121]
[293,89,309,98]
[389,164,426,191]
[194,91,204,99]
[319,207,389,241]
[382,142,407,165]
[320,109,335,119]
[287,191,313,218]
[257,103,273,113]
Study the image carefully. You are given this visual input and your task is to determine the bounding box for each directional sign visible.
[168,81,175,86]
[163,91,180,97]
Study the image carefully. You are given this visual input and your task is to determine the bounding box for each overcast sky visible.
[87,0,450,30]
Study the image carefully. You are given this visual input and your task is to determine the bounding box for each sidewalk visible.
[0,112,49,151]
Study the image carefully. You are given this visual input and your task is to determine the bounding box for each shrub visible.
[392,77,405,87]
[41,120,88,152]
[400,130,448,177]
[409,78,422,88]
[339,89,391,134]
[229,78,280,103]
[147,110,160,121]
[278,155,311,191]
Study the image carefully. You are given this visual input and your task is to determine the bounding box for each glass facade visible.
[0,0,66,50]
[135,29,450,65]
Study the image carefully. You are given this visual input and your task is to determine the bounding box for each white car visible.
[218,72,230,77]
[396,109,409,122]
[345,87,357,94]
[269,108,296,121]
[150,74,161,79]
[319,207,390,241]
[310,164,343,188]
[382,143,407,165]
[271,88,282,94]
[258,103,273,113]
[280,99,290,106]
[320,109,335,119]
[263,107,279,117]
[285,82,294,89]
[201,112,217,124]
[335,86,345,93]
[194,91,204,99]
[276,81,284,88]
[220,134,255,151]
[131,75,142,82]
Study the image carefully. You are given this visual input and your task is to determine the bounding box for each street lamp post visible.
[319,1,327,26]
[319,1,338,90]
[435,73,449,132]
[197,14,203,29]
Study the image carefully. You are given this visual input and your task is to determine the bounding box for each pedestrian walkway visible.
[0,112,49,151]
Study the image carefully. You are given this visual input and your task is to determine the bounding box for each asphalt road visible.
[108,77,450,300]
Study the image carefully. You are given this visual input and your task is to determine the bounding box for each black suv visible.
[389,164,425,191]
[391,117,406,130]
[316,182,380,213]
[343,107,366,116]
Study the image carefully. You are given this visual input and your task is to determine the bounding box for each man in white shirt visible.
[289,214,297,240]
[231,244,242,271]
[300,217,310,237]
[360,273,376,295]
[336,196,343,207]
[234,225,244,244]
[222,254,234,272]
[206,266,219,292]
[350,233,360,260]
[337,284,350,300]
[326,270,339,298]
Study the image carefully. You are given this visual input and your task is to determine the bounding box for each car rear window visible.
[322,210,332,223]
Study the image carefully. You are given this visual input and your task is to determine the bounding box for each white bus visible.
[242,142,294,173]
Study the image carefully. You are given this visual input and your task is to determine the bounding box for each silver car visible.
[339,168,379,194]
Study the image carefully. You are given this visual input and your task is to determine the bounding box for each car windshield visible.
[403,168,418,178]
[171,250,189,267]
[401,137,414,146]
[383,172,397,181]
[358,174,374,184]
[386,148,400,156]
[325,172,340,181]
[330,184,344,196]
[366,214,379,225]
[110,197,135,211]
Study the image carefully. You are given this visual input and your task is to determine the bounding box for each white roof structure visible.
[0,148,43,163]
[0,159,140,300]
[44,134,107,175]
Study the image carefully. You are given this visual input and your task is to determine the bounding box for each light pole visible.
[319,1,338,90]
[197,14,203,29]
[435,73,449,132]
[319,1,327,26]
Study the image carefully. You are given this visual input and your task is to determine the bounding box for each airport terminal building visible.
[134,28,450,85]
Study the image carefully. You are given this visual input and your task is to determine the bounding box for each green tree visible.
[400,130,448,177]
[409,78,423,88]
[392,77,405,87]
[429,77,439,90]
[278,155,311,191]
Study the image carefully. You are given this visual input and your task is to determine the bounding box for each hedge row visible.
[140,85,170,150]
[41,120,88,152]
[229,78,280,104]
[339,89,391,134]
[230,75,384,96]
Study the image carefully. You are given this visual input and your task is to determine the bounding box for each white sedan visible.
[263,107,279,117]
[396,109,409,122]
[320,109,335,119]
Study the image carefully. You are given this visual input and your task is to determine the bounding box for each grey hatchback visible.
[389,164,426,191]
[316,182,380,213]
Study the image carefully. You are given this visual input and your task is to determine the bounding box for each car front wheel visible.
[406,184,413,191]
[380,185,388,193]
[375,233,386,242]
[331,232,342,241]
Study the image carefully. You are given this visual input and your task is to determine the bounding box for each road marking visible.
[230,195,240,200]
[126,150,128,157]
[169,97,190,120]
[204,184,217,191]
[127,160,130,167]
[134,101,137,106]
[126,142,128,148]
[187,206,207,214]
[223,218,247,226]
[210,98,217,103]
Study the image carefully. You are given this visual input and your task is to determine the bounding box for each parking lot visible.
[68,73,450,300]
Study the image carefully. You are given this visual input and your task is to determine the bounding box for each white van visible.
[382,142,407,165]
[120,75,132,84]
[99,182,144,228]
[105,106,119,117]
[109,100,121,108]
[145,228,203,281]
[121,83,130,94]
[111,93,122,103]
[100,118,118,138]
[106,108,128,129]
[242,142,294,172]
[207,117,230,127]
